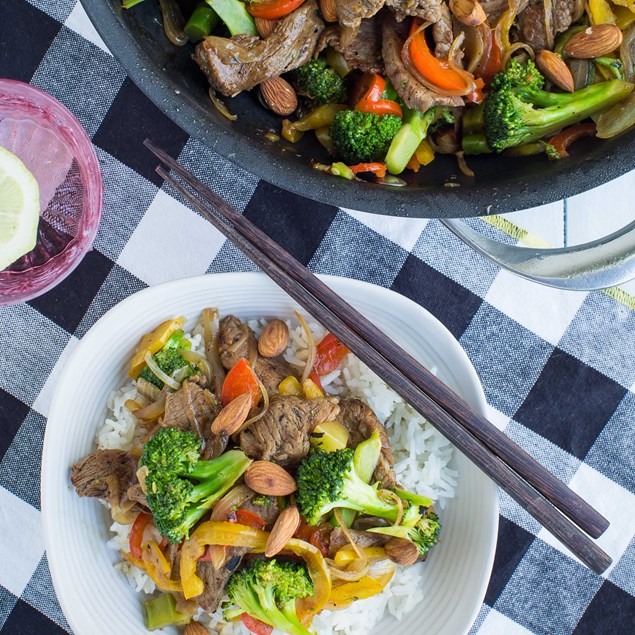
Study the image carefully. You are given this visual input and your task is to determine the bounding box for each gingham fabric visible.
[1,1,635,633]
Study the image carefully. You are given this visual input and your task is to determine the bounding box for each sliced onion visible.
[569,59,591,90]
[595,91,635,138]
[448,32,466,68]
[180,349,213,384]
[209,89,237,121]
[125,399,143,413]
[402,22,476,97]
[326,558,371,581]
[295,311,316,384]
[133,393,167,422]
[456,151,475,177]
[463,23,488,74]
[495,0,529,52]
[143,351,181,391]
[137,466,149,495]
[378,490,403,526]
[207,484,256,569]
[240,373,270,431]
[136,377,162,402]
[572,0,585,22]
[543,0,555,51]
[243,324,259,367]
[158,0,188,46]
[620,25,635,83]
[500,42,535,71]
[202,307,226,396]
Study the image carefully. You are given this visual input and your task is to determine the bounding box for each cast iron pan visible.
[81,0,635,218]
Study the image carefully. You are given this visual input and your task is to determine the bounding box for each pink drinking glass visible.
[0,79,103,306]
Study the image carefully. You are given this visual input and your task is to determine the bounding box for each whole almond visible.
[210,393,252,435]
[536,50,574,93]
[564,24,623,59]
[320,0,337,22]
[449,0,486,26]
[384,537,419,566]
[259,77,298,116]
[184,622,211,635]
[265,505,301,557]
[255,17,278,38]
[258,319,289,358]
[245,461,297,496]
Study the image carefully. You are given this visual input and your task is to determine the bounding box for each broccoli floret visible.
[138,347,198,389]
[252,494,275,507]
[141,428,252,543]
[329,110,402,164]
[296,58,346,106]
[483,59,634,151]
[223,559,314,635]
[369,510,441,558]
[296,448,420,526]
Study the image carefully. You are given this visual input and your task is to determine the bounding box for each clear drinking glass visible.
[0,79,103,306]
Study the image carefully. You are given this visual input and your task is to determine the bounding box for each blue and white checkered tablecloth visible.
[1,1,635,633]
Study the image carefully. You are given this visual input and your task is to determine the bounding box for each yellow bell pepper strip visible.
[326,570,395,610]
[140,541,182,592]
[588,0,616,24]
[612,0,635,12]
[303,377,324,399]
[615,5,635,29]
[415,138,435,166]
[278,375,303,397]
[333,546,387,567]
[129,317,185,378]
[282,104,348,143]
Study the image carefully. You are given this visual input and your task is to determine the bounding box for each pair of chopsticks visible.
[145,138,612,575]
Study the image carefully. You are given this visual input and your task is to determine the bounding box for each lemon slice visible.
[0,147,40,271]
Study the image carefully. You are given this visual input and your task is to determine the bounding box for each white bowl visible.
[42,273,498,635]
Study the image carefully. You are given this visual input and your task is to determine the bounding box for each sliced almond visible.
[265,505,301,557]
[449,0,486,26]
[258,319,289,358]
[320,0,338,22]
[255,17,278,38]
[536,50,574,93]
[259,77,298,116]
[384,537,419,566]
[564,24,623,59]
[184,622,211,635]
[210,392,252,435]
[245,460,297,496]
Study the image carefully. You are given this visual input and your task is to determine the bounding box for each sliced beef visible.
[338,399,396,488]
[386,0,443,24]
[238,395,340,465]
[432,3,454,58]
[518,0,579,52]
[193,0,324,96]
[196,546,248,611]
[333,0,385,28]
[239,497,281,528]
[328,527,390,557]
[317,17,384,74]
[218,315,298,395]
[480,0,509,22]
[382,16,463,112]
[71,449,137,505]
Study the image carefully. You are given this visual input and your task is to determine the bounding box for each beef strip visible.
[162,378,228,459]
[238,395,340,465]
[338,399,396,488]
[386,0,443,24]
[193,0,324,96]
[333,0,385,28]
[196,546,248,611]
[70,449,138,509]
[218,315,298,395]
[328,527,390,557]
[432,3,454,58]
[479,0,509,22]
[239,497,281,528]
[382,16,463,112]
[317,17,384,74]
[518,0,579,52]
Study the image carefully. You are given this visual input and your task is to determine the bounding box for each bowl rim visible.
[79,0,634,218]
[41,272,499,635]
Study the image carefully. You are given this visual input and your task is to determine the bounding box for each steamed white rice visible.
[96,315,457,634]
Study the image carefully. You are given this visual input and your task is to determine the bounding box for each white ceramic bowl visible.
[42,273,498,635]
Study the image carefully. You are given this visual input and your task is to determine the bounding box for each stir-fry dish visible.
[126,0,635,181]
[71,311,454,633]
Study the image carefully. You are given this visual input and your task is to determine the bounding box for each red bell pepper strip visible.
[313,333,350,376]
[475,28,501,85]
[349,163,388,178]
[548,123,597,159]
[221,358,261,407]
[234,509,268,530]
[294,520,330,557]
[408,18,474,94]
[129,512,152,560]
[353,74,403,118]
[308,370,324,393]
[466,78,486,104]
[246,0,304,19]
[241,613,274,635]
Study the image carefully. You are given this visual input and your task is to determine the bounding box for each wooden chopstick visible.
[147,141,612,575]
